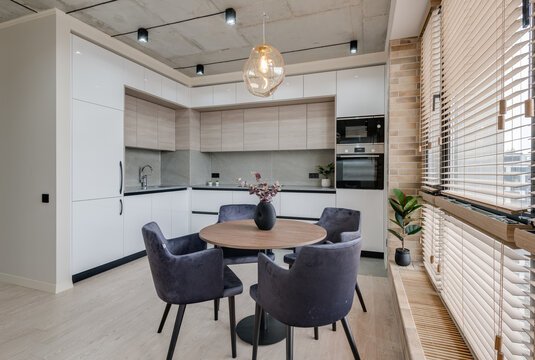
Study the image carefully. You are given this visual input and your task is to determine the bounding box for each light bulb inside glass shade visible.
[243,44,285,97]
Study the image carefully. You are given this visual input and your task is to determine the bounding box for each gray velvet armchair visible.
[251,238,363,360]
[142,222,243,360]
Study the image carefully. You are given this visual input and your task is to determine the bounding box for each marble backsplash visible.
[125,147,161,187]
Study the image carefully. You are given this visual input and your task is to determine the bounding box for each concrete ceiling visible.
[2,0,391,77]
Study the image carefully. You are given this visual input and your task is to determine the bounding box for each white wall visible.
[0,12,61,292]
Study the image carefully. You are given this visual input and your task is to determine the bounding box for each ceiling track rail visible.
[9,0,37,13]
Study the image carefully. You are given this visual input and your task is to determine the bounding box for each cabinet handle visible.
[119,161,123,194]
[119,199,123,215]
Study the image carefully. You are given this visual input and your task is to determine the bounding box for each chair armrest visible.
[156,247,224,304]
[340,231,361,243]
[257,253,293,308]
[166,233,207,255]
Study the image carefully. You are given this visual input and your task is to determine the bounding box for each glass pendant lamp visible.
[243,13,285,97]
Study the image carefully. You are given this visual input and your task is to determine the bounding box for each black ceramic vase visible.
[254,201,276,230]
[395,248,411,266]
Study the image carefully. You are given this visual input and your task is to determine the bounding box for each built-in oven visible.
[336,144,384,189]
[336,116,385,144]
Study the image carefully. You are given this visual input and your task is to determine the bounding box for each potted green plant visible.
[316,162,334,188]
[388,189,422,266]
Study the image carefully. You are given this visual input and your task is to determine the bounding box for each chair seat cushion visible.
[223,248,275,265]
[283,252,296,265]
[223,266,243,298]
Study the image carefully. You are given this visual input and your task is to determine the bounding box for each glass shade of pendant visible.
[243,44,285,97]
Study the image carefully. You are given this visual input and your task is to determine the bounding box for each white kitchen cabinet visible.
[190,86,214,107]
[232,191,281,214]
[304,72,336,97]
[151,192,173,238]
[161,77,177,103]
[279,192,335,219]
[72,100,124,201]
[236,82,273,103]
[143,69,162,97]
[123,59,145,91]
[273,75,303,101]
[72,35,124,111]
[72,197,124,274]
[336,65,385,117]
[336,189,385,253]
[176,83,190,107]
[190,214,218,233]
[171,191,190,237]
[123,194,152,256]
[191,190,233,213]
[213,83,236,106]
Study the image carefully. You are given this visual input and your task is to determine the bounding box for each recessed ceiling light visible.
[137,28,148,43]
[350,40,358,54]
[196,64,205,75]
[225,8,236,25]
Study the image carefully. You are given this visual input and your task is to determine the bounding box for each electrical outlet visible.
[42,194,50,203]
[211,173,220,179]
[309,173,319,179]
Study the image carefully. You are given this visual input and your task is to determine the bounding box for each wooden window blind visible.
[420,8,442,191]
[441,214,532,360]
[440,0,532,212]
[422,203,443,290]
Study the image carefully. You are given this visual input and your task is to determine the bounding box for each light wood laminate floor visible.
[0,258,403,359]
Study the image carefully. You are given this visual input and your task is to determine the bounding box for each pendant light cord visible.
[262,12,267,45]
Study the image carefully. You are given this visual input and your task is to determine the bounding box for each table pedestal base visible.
[236,314,286,345]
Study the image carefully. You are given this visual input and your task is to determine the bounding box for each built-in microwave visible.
[336,144,384,190]
[336,116,385,144]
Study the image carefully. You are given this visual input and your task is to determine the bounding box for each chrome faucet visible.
[139,164,153,189]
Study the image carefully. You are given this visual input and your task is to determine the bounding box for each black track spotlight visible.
[196,64,205,75]
[350,40,358,54]
[225,8,236,25]
[137,28,148,43]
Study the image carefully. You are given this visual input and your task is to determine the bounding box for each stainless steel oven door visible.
[336,154,384,189]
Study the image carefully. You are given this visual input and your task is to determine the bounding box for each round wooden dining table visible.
[199,219,327,346]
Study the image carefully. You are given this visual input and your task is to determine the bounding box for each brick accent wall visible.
[387,37,422,261]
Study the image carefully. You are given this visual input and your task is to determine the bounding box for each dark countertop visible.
[190,184,336,193]
[124,185,188,196]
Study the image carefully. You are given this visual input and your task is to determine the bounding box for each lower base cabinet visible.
[123,195,152,256]
[72,197,124,274]
[190,213,218,233]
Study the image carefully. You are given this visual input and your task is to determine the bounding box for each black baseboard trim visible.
[361,251,384,259]
[72,250,147,283]
[276,215,320,221]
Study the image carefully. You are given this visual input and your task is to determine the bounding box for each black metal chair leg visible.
[314,326,319,340]
[286,326,294,360]
[158,303,172,333]
[355,282,367,312]
[166,304,186,360]
[252,303,263,360]
[214,298,220,321]
[341,316,360,360]
[228,296,237,358]
[332,322,337,331]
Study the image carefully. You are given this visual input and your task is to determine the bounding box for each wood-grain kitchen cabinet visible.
[278,104,306,150]
[243,107,278,151]
[200,111,222,152]
[136,99,159,149]
[221,110,244,151]
[307,102,335,149]
[157,107,175,151]
[124,95,137,147]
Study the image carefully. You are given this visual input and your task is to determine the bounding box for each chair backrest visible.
[259,238,362,327]
[317,207,361,243]
[142,222,224,305]
[218,204,256,223]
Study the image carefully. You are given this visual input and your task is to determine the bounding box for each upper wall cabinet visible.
[191,86,214,107]
[176,83,190,107]
[278,104,307,150]
[336,65,385,118]
[123,60,145,91]
[273,75,303,101]
[143,69,162,98]
[304,72,336,97]
[213,83,236,106]
[236,82,273,103]
[161,77,177,103]
[157,107,176,151]
[200,111,222,152]
[72,36,124,111]
[243,107,279,151]
[221,110,244,151]
[307,102,335,149]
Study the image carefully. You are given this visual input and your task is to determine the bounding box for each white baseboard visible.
[0,272,58,293]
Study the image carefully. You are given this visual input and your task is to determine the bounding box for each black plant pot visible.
[254,201,276,230]
[395,248,411,266]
